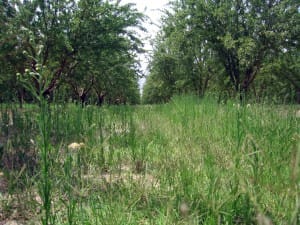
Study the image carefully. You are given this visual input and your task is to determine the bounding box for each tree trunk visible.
[97,93,105,106]
[80,93,87,107]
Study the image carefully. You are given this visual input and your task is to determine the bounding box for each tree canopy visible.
[0,0,145,105]
[143,0,300,103]
[1,0,299,105]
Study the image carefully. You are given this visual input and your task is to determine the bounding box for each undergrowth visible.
[0,95,299,224]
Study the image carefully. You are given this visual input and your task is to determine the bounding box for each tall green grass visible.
[0,95,299,224]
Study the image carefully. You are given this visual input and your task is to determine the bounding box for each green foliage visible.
[143,0,300,103]
[0,0,144,105]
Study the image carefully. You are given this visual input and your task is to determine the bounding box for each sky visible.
[120,0,170,90]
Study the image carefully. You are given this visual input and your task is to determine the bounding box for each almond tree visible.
[144,0,299,103]
[181,0,299,99]
[0,0,144,105]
